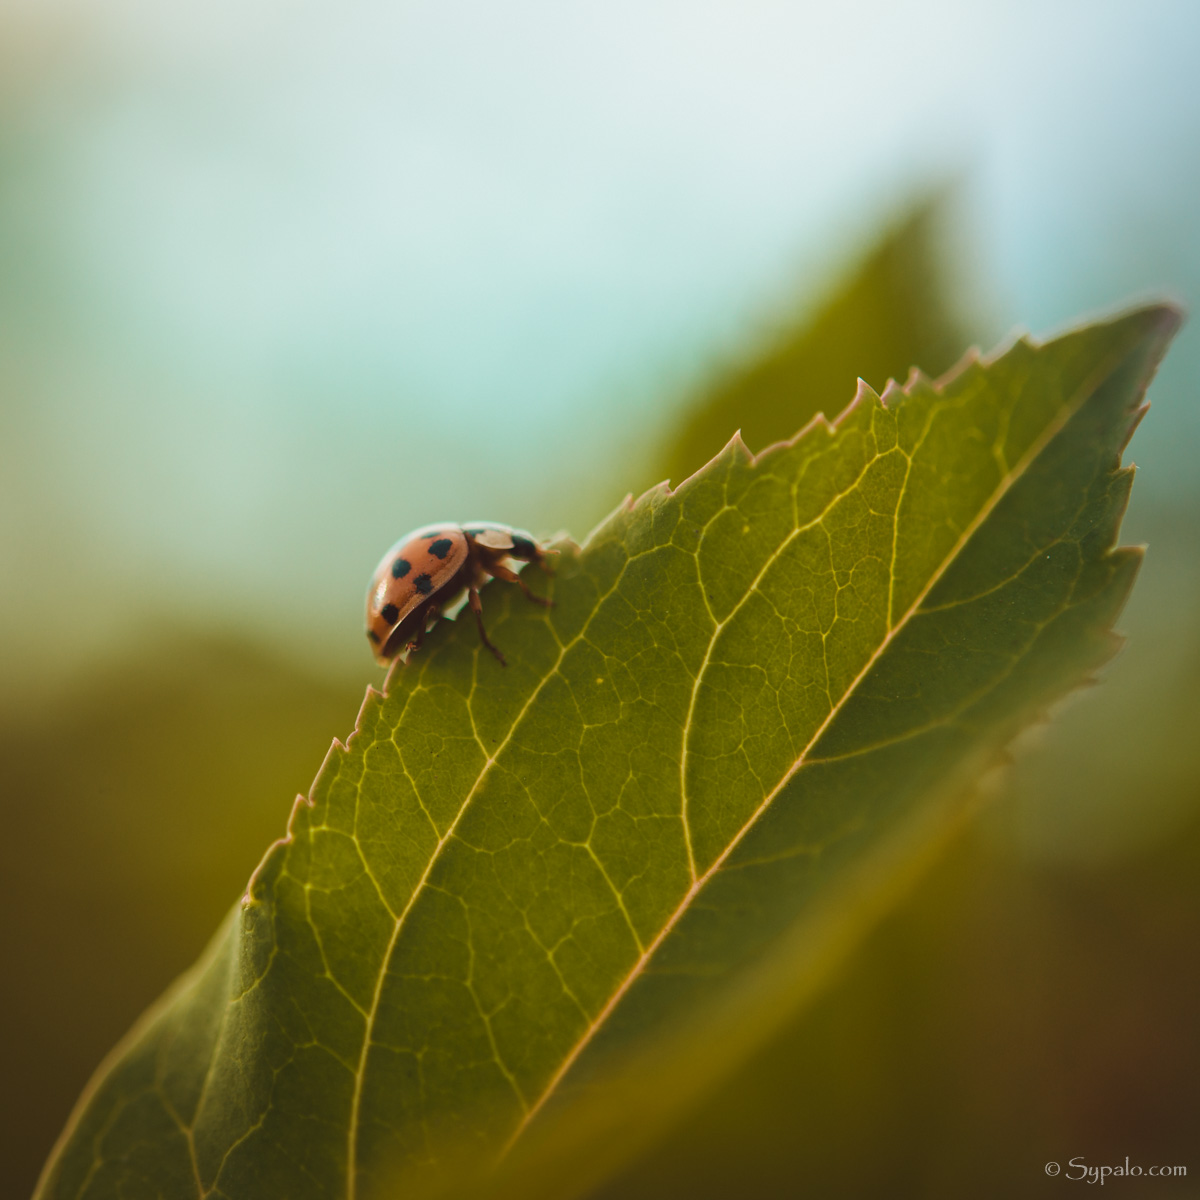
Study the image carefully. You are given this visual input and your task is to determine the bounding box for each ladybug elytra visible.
[365,523,552,667]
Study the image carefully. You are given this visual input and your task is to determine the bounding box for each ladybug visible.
[365,523,553,667]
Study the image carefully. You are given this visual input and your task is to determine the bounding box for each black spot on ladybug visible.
[367,629,381,644]
[414,573,434,595]
[381,603,400,624]
[428,538,453,560]
[511,534,536,559]
[392,557,411,578]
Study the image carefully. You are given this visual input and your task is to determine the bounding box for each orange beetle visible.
[365,523,552,667]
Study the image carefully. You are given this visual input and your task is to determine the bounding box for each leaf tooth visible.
[901,365,942,398]
[309,735,348,795]
[351,685,385,735]
[750,378,881,473]
[579,490,639,550]
[829,377,883,429]
[934,342,982,388]
[879,378,907,409]
[724,429,753,461]
[241,792,309,906]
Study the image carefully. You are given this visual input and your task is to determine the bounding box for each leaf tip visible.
[1128,297,1186,340]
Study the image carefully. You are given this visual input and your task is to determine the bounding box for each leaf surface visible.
[37,305,1179,1200]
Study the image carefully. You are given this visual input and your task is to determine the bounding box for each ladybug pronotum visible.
[365,523,553,667]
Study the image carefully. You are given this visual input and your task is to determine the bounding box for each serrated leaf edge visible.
[232,312,1169,1192]
[494,322,1155,1158]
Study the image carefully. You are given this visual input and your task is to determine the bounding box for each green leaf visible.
[37,305,1179,1200]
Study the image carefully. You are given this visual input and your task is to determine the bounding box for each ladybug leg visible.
[407,605,439,655]
[468,587,507,666]
[490,562,553,607]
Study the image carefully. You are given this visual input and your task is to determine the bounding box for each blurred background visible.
[2,1,1198,1196]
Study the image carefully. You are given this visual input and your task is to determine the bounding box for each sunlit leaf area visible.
[3,4,1199,1198]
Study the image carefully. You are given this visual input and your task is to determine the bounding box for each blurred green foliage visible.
[651,193,968,491]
